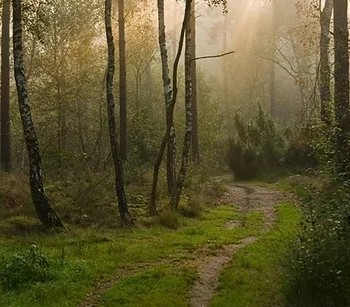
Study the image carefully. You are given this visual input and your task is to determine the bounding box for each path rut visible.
[189,183,286,307]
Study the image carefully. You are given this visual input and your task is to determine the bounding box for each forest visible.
[0,0,349,306]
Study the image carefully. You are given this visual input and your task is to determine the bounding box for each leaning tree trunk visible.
[172,0,193,211]
[118,0,128,161]
[334,0,350,178]
[1,0,11,172]
[105,0,133,225]
[156,0,176,196]
[320,0,333,125]
[12,0,63,228]
[150,0,192,215]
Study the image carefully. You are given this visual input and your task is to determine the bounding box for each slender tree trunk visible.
[1,0,11,172]
[118,0,127,161]
[320,0,333,125]
[105,0,133,225]
[156,0,176,195]
[172,0,193,210]
[150,1,192,215]
[191,0,199,163]
[334,0,350,177]
[12,0,63,228]
[270,0,277,118]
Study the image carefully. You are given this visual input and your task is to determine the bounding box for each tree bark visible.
[172,0,193,210]
[320,0,333,125]
[12,0,63,228]
[150,0,192,215]
[334,0,350,177]
[191,0,199,163]
[1,0,11,172]
[118,0,127,161]
[156,0,176,195]
[105,0,133,225]
[270,0,277,118]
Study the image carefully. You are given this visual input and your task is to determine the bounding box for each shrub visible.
[285,185,350,306]
[159,210,180,229]
[284,124,319,172]
[227,107,285,180]
[0,245,57,290]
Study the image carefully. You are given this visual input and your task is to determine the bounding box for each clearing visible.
[0,181,299,307]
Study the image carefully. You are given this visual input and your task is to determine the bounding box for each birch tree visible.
[13,0,63,227]
[172,0,193,210]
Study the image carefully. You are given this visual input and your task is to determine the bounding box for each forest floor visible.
[0,177,301,307]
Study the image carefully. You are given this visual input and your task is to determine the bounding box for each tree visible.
[150,0,192,214]
[105,0,133,224]
[270,0,277,118]
[1,0,11,172]
[155,0,176,195]
[118,0,127,161]
[333,0,350,177]
[12,0,63,227]
[172,0,193,210]
[319,0,333,125]
[191,0,199,162]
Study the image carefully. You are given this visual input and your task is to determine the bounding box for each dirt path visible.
[80,183,286,307]
[189,183,286,307]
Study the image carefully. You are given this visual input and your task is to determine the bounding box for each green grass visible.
[210,203,301,307]
[100,265,195,307]
[0,203,265,307]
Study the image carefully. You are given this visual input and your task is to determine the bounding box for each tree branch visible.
[192,50,235,61]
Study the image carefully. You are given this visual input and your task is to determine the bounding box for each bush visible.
[284,125,319,172]
[285,184,350,306]
[227,107,285,180]
[159,210,180,229]
[0,245,57,290]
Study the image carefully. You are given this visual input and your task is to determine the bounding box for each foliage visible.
[227,107,285,180]
[0,245,57,291]
[158,210,180,229]
[284,124,319,172]
[285,184,350,306]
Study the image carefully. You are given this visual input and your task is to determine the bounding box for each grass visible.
[100,265,195,307]
[210,203,301,307]
[0,203,265,307]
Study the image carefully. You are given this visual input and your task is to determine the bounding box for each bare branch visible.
[192,50,235,61]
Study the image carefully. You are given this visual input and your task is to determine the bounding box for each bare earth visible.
[80,183,286,307]
[189,183,286,307]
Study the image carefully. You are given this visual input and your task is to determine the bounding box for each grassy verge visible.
[211,203,301,307]
[0,203,264,307]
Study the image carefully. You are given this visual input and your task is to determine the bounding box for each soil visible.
[189,183,286,307]
[80,182,286,307]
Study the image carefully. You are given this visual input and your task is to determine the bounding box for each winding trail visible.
[80,182,286,307]
[189,183,286,307]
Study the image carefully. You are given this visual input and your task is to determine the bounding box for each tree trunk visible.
[118,0,127,161]
[155,0,176,195]
[172,0,193,210]
[270,0,277,118]
[150,0,192,215]
[334,0,350,177]
[191,0,199,163]
[1,0,11,172]
[12,0,63,228]
[105,0,133,225]
[320,0,333,125]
